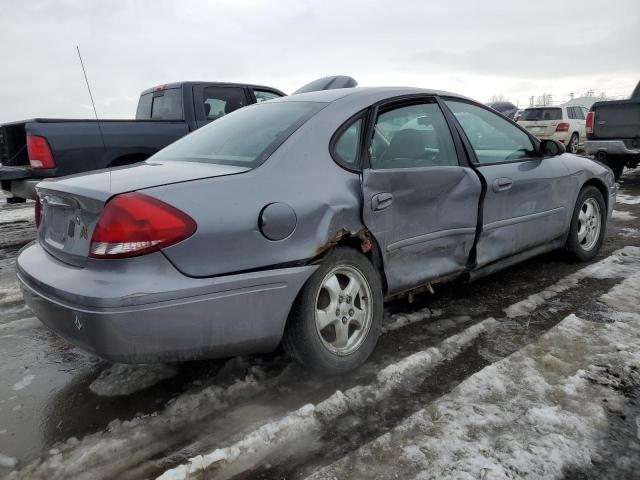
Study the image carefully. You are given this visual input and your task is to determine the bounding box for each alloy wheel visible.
[314,265,373,356]
[577,197,601,251]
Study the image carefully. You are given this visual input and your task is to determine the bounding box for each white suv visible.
[517,105,588,153]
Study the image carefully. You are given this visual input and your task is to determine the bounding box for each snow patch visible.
[599,272,640,318]
[0,206,33,225]
[382,306,442,333]
[0,453,18,469]
[12,374,35,391]
[505,246,640,318]
[619,227,640,237]
[612,210,636,221]
[616,193,640,205]
[306,305,640,480]
[0,317,41,335]
[89,363,178,397]
[156,317,498,480]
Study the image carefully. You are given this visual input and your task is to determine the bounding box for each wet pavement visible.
[1,168,640,479]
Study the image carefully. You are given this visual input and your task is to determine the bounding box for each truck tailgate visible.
[594,101,640,139]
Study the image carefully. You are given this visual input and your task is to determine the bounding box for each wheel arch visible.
[309,229,389,295]
[582,177,610,211]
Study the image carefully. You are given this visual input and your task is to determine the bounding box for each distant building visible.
[561,95,609,109]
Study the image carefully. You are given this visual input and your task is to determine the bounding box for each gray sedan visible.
[17,87,615,374]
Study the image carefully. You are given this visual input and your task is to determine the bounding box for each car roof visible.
[273,86,471,104]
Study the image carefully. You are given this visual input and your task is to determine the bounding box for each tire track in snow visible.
[155,318,499,480]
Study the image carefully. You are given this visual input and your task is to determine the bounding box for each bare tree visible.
[490,94,507,103]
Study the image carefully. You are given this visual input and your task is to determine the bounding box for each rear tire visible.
[565,186,606,262]
[609,162,624,182]
[283,247,383,375]
[566,133,579,154]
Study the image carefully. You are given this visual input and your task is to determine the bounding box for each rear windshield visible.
[520,108,562,121]
[136,89,183,120]
[152,101,325,168]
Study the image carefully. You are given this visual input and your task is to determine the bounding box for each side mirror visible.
[540,139,565,157]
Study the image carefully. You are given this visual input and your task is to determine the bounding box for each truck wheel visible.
[566,186,606,262]
[283,247,383,375]
[566,133,579,153]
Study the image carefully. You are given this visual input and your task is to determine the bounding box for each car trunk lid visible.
[36,160,249,266]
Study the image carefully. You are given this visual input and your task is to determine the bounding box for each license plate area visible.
[42,195,79,250]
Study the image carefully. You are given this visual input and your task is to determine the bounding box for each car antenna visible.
[76,46,107,153]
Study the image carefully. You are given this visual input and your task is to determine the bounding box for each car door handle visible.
[492,178,513,192]
[372,192,393,211]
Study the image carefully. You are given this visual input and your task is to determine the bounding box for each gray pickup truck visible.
[0,81,285,202]
[585,81,640,181]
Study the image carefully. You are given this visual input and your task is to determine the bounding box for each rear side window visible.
[203,87,247,121]
[334,118,362,166]
[369,102,458,170]
[520,108,563,121]
[446,100,535,164]
[254,90,282,103]
[153,101,325,168]
[136,89,184,120]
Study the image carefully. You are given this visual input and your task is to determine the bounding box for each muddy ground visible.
[1,168,640,479]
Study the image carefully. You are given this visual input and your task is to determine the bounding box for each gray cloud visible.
[0,0,638,122]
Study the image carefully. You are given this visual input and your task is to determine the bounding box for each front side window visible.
[203,87,247,121]
[153,101,325,168]
[369,102,458,170]
[446,100,536,164]
[254,90,282,103]
[334,118,362,166]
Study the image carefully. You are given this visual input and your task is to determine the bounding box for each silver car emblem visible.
[74,312,83,331]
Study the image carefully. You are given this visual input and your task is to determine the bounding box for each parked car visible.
[517,105,588,153]
[0,81,286,203]
[584,81,640,181]
[17,87,615,374]
[486,101,519,120]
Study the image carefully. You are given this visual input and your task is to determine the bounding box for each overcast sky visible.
[0,0,638,122]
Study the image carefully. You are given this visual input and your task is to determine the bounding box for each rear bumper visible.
[584,140,640,157]
[533,131,571,143]
[17,242,316,363]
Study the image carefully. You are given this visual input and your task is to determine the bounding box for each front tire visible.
[565,186,606,261]
[283,247,383,375]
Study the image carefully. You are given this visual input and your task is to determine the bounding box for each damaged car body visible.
[17,87,616,374]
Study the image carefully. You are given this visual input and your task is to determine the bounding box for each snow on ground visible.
[306,280,640,479]
[11,374,35,391]
[0,206,33,225]
[156,317,498,480]
[612,210,636,221]
[6,357,273,480]
[620,227,640,237]
[0,453,18,469]
[382,306,443,333]
[504,246,640,318]
[89,363,179,397]
[616,193,640,205]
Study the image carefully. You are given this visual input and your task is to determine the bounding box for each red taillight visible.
[556,122,570,132]
[586,111,594,134]
[27,135,55,169]
[89,192,196,259]
[35,195,42,229]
